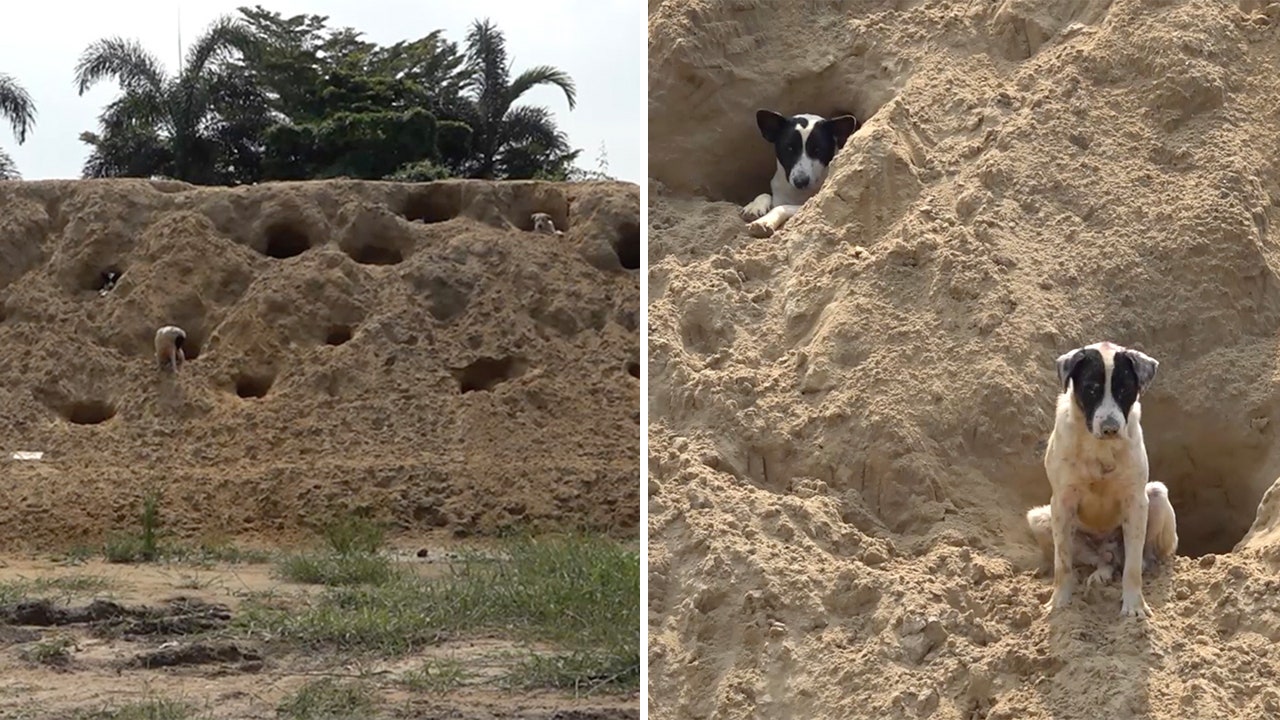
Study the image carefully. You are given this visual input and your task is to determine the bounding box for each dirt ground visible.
[0,177,639,717]
[648,0,1280,718]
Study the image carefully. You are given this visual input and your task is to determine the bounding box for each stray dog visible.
[1027,480,1176,589]
[531,213,563,236]
[154,325,187,372]
[99,270,120,297]
[1038,341,1175,618]
[740,109,858,238]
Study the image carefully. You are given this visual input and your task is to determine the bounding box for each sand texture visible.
[648,0,1280,717]
[0,178,640,548]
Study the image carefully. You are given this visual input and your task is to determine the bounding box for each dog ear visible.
[756,110,787,142]
[1055,349,1083,391]
[1123,349,1159,394]
[824,115,860,148]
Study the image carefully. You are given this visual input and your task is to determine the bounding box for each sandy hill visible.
[0,178,640,549]
[648,0,1280,717]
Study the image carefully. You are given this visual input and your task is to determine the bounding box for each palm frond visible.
[74,37,167,96]
[0,72,36,143]
[507,65,576,110]
[183,15,257,79]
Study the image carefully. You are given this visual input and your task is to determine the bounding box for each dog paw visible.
[1120,593,1152,618]
[747,218,776,238]
[1043,586,1073,612]
[741,197,771,221]
[1085,568,1113,588]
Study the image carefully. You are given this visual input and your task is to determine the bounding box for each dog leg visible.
[748,204,801,238]
[1143,481,1178,569]
[1119,489,1152,618]
[1045,490,1078,612]
[741,193,773,222]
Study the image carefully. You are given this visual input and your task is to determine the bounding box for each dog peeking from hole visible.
[741,109,859,238]
[154,325,187,372]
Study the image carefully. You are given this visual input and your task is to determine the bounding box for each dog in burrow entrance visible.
[154,325,187,372]
[1031,341,1177,619]
[740,109,859,238]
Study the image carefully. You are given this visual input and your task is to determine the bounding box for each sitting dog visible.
[154,325,187,372]
[1027,479,1177,589]
[740,109,859,238]
[1039,341,1174,618]
[531,213,563,236]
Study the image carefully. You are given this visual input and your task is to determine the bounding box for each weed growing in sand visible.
[322,516,387,554]
[18,634,75,666]
[276,678,376,720]
[71,697,200,720]
[275,516,400,586]
[399,657,471,694]
[0,575,113,604]
[163,542,272,566]
[104,489,163,563]
[240,534,640,691]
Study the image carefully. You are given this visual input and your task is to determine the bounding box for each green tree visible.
[0,72,36,180]
[460,18,578,179]
[74,16,272,184]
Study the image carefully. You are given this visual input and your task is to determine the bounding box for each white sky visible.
[0,0,642,182]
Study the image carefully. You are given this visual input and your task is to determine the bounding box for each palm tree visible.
[74,16,272,184]
[0,73,36,180]
[461,18,577,179]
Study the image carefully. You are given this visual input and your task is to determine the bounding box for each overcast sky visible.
[0,0,642,183]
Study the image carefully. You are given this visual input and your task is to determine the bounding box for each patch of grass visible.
[104,489,162,563]
[163,542,272,566]
[72,697,197,719]
[322,516,386,555]
[18,635,75,666]
[275,552,404,587]
[276,678,376,720]
[399,657,471,694]
[0,575,114,604]
[239,534,640,691]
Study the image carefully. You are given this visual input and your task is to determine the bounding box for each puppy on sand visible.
[1035,341,1176,618]
[154,325,187,372]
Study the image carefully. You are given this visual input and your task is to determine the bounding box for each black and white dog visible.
[740,109,859,238]
[1033,341,1177,619]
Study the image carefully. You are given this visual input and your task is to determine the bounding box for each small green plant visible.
[0,575,113,604]
[400,657,470,694]
[73,697,195,719]
[104,489,163,563]
[322,516,385,555]
[276,678,375,719]
[275,552,403,587]
[19,635,75,666]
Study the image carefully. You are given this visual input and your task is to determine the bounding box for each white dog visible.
[1035,341,1176,618]
[154,325,187,372]
[531,213,563,236]
[740,109,858,238]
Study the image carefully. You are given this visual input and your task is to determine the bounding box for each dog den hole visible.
[262,221,312,259]
[344,236,404,266]
[626,361,640,379]
[1144,419,1267,557]
[61,400,116,425]
[79,265,123,293]
[614,221,641,270]
[179,330,205,361]
[451,356,528,394]
[400,187,462,224]
[325,325,354,346]
[233,372,275,399]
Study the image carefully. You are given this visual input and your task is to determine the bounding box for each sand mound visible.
[0,178,639,548]
[648,0,1280,717]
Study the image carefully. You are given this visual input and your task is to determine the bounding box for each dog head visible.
[1055,341,1158,439]
[756,110,859,194]
[531,213,556,234]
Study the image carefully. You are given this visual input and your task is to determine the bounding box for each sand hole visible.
[325,325,353,346]
[234,372,274,399]
[614,221,641,270]
[262,222,312,259]
[400,186,462,224]
[627,361,640,379]
[62,400,116,425]
[452,356,528,393]
[180,331,204,360]
[87,266,123,293]
[345,239,404,266]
